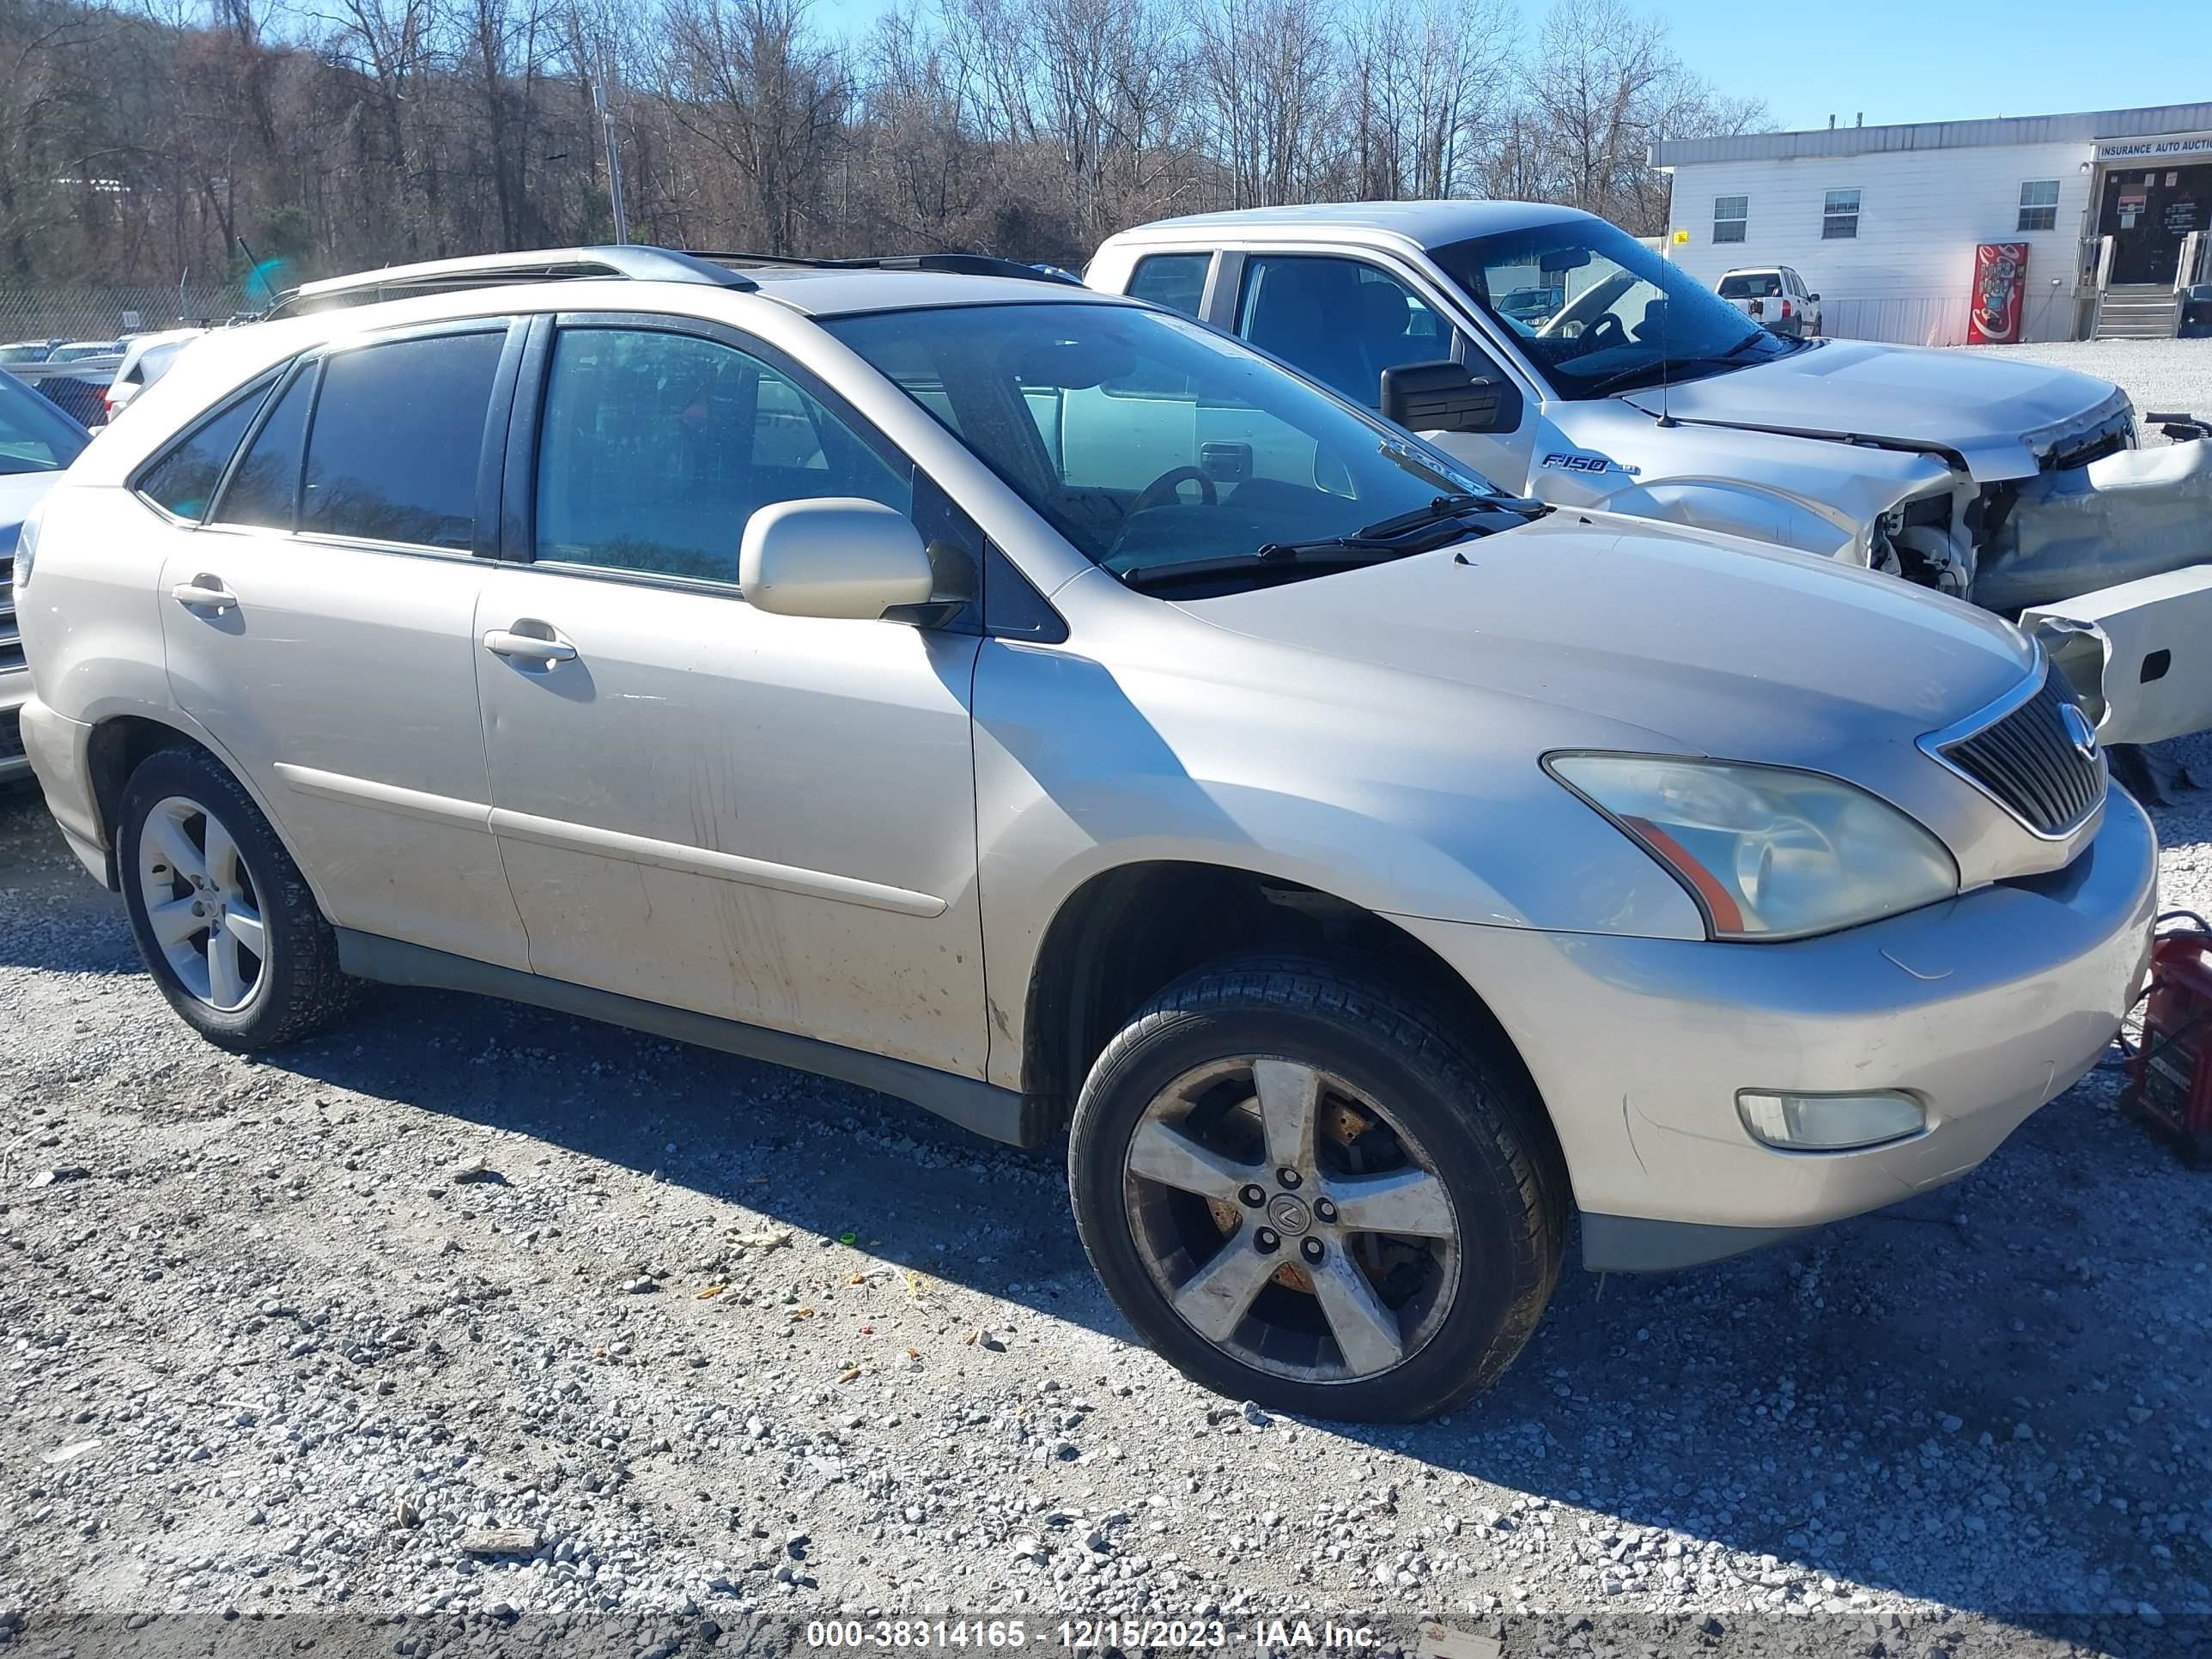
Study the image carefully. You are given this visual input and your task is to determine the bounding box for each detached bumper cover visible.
[1391,787,2157,1267]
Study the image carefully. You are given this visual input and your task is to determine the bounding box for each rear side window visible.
[212,368,315,530]
[137,373,277,520]
[301,331,504,549]
[1127,253,1212,319]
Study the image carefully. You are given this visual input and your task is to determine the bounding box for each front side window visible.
[301,331,505,549]
[1431,219,1800,402]
[1822,189,1862,239]
[1233,255,1455,410]
[2018,179,2060,233]
[533,327,909,585]
[826,301,1495,585]
[1127,253,1212,319]
[1713,195,1748,243]
[137,373,277,520]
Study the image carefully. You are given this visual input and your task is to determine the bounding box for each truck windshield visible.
[826,301,1506,587]
[1432,221,1802,401]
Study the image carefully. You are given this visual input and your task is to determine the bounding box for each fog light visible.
[1736,1090,1925,1151]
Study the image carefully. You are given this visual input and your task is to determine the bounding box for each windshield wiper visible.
[1576,332,1776,400]
[1116,495,1547,590]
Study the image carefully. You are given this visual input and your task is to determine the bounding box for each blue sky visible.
[805,0,2212,137]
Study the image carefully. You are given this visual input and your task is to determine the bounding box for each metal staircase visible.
[2094,284,2182,340]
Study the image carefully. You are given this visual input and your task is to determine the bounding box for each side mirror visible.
[1379,360,1522,436]
[740,498,936,621]
[1808,292,1820,303]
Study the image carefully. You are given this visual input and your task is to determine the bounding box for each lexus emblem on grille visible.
[2060,702,2100,762]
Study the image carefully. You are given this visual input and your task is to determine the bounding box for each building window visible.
[1821,189,1861,239]
[1712,196,1748,243]
[2017,179,2060,233]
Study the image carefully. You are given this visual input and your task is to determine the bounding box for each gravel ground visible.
[3,742,2209,1659]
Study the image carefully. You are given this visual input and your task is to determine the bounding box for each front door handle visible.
[171,576,237,614]
[483,626,577,665]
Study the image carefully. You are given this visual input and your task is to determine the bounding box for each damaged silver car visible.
[1088,203,2212,744]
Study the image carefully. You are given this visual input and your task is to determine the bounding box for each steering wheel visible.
[1128,465,1218,515]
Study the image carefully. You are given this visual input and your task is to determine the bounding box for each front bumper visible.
[1393,785,2158,1269]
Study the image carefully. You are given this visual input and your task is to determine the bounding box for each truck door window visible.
[1127,253,1212,319]
[1233,255,1455,410]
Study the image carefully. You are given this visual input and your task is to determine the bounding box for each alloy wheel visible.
[137,794,269,1012]
[1121,1056,1462,1384]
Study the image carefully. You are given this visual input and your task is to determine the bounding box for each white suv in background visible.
[15,246,2154,1420]
[1717,265,1821,338]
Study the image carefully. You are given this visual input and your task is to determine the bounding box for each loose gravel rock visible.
[3,726,2209,1659]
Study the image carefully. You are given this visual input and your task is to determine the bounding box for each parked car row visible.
[2,325,207,430]
[9,236,2158,1419]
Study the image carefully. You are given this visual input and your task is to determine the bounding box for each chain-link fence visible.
[0,281,252,349]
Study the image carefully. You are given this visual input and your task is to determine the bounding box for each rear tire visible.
[117,745,357,1050]
[1067,956,1564,1421]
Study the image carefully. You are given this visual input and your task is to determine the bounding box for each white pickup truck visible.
[1717,265,1820,338]
[1087,201,2212,745]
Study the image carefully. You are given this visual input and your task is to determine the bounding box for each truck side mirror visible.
[1378,360,1522,436]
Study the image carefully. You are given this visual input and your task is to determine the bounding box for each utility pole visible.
[594,52,629,245]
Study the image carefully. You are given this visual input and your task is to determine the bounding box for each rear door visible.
[156,320,531,969]
[471,313,988,1076]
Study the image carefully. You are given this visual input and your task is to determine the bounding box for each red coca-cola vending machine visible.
[1968,241,2029,343]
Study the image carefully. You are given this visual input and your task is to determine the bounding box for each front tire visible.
[1068,957,1564,1422]
[117,745,356,1049]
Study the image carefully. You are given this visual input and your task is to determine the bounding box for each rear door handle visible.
[171,577,237,613]
[483,627,577,664]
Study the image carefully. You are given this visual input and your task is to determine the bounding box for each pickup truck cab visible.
[1717,265,1820,337]
[1089,202,2212,744]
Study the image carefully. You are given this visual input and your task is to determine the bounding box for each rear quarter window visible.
[135,372,280,520]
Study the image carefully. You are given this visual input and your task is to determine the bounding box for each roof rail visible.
[683,249,1083,286]
[267,246,759,317]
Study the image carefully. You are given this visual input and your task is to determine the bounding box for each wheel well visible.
[1021,860,1559,1162]
[85,715,206,882]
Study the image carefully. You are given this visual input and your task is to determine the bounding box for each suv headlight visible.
[1546,753,1958,940]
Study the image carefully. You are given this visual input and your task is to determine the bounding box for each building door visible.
[2100,162,2211,285]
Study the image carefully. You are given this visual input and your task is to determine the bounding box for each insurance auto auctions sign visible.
[2096,131,2212,161]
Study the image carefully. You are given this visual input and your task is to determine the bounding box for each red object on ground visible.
[1968,242,2030,344]
[2125,932,2212,1164]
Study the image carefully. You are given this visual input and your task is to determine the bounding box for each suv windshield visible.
[0,370,89,475]
[825,301,1504,587]
[1432,220,1802,401]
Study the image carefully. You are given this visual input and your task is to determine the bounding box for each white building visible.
[1652,101,2212,346]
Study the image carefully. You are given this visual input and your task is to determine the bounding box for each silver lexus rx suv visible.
[16,246,2156,1420]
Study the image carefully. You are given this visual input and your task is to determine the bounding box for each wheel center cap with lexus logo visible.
[1267,1193,1312,1235]
[2060,702,2100,763]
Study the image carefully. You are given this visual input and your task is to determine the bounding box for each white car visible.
[104,328,208,424]
[1717,265,1820,338]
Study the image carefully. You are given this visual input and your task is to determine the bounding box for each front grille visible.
[0,551,18,673]
[1935,669,2106,837]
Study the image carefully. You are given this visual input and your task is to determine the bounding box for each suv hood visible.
[1614,340,2130,483]
[1183,509,2035,766]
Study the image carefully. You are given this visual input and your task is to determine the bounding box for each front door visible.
[1224,251,1540,492]
[474,317,988,1076]
[157,322,532,969]
[2101,161,2211,286]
